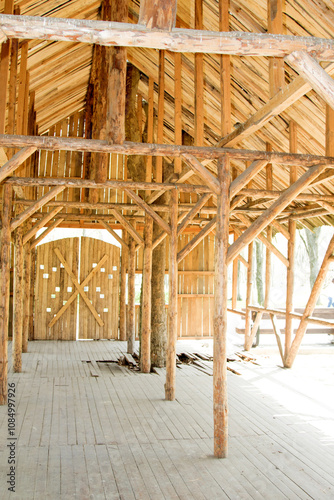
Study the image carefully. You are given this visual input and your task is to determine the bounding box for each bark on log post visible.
[119,231,128,341]
[127,236,136,354]
[141,215,153,373]
[0,185,12,404]
[284,233,334,368]
[12,225,24,372]
[213,156,230,458]
[165,190,178,401]
[285,122,297,359]
[29,246,35,340]
[22,243,31,352]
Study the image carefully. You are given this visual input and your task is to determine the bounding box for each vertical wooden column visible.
[165,190,178,401]
[174,52,182,174]
[0,0,14,134]
[268,0,285,96]
[156,51,165,182]
[0,185,12,404]
[213,156,230,458]
[195,0,204,147]
[119,232,128,341]
[127,236,136,354]
[219,0,231,137]
[29,246,36,340]
[22,243,31,352]
[265,146,273,309]
[12,226,24,372]
[146,77,154,184]
[141,216,153,373]
[285,121,297,360]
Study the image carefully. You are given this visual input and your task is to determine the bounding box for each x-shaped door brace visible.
[48,250,108,328]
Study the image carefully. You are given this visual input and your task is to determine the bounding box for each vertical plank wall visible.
[79,237,120,340]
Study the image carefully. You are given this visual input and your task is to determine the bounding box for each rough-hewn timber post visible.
[12,226,24,372]
[22,242,31,352]
[141,215,153,373]
[213,156,230,458]
[119,231,128,341]
[165,189,178,400]
[127,236,136,354]
[244,242,254,350]
[0,185,12,404]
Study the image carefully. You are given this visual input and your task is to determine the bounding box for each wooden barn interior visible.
[1,0,334,497]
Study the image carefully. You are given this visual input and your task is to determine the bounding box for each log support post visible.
[141,215,153,373]
[119,231,128,341]
[285,122,297,359]
[22,240,31,352]
[127,236,136,354]
[0,185,12,404]
[165,189,178,400]
[213,156,230,458]
[12,225,24,372]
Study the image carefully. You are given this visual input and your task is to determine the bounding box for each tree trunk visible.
[255,240,264,305]
[303,227,321,288]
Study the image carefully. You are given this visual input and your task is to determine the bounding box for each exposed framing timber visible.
[22,206,64,245]
[139,0,177,31]
[124,188,171,234]
[177,193,212,235]
[111,209,144,246]
[30,218,64,249]
[3,15,334,60]
[141,215,153,373]
[227,163,328,265]
[10,186,65,232]
[2,134,334,165]
[0,146,36,182]
[213,156,230,458]
[99,220,129,250]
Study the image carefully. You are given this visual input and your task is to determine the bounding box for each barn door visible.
[35,238,79,340]
[34,237,120,340]
[78,237,120,340]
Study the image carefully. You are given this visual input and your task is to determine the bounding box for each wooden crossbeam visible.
[124,188,171,234]
[49,254,108,328]
[111,209,144,246]
[3,14,334,59]
[23,206,63,245]
[54,248,104,327]
[0,146,36,182]
[10,186,65,231]
[99,220,129,250]
[2,134,334,166]
[227,163,328,265]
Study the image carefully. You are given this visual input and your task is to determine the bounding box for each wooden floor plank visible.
[0,340,333,500]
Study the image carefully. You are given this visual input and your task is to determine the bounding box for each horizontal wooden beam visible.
[1,134,334,166]
[2,15,334,60]
[6,176,211,194]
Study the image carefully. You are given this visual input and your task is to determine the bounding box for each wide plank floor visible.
[0,340,333,500]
